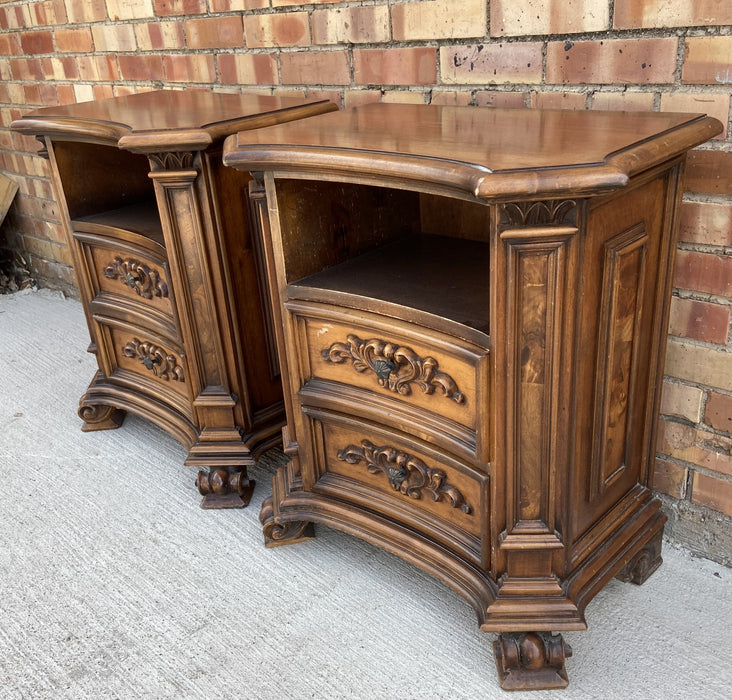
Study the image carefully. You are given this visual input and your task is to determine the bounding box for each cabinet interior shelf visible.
[289,234,491,345]
[72,199,164,247]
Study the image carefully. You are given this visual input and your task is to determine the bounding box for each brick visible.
[64,0,106,23]
[91,25,137,53]
[546,38,677,84]
[211,0,268,9]
[706,392,732,434]
[134,22,185,51]
[57,84,76,105]
[691,472,732,517]
[653,457,688,499]
[616,1,732,29]
[684,150,732,196]
[0,33,21,56]
[153,0,207,15]
[674,250,732,298]
[665,339,732,392]
[10,58,45,81]
[163,54,216,83]
[244,13,310,49]
[73,84,96,103]
[529,91,586,110]
[92,84,116,101]
[440,43,542,86]
[355,47,436,86]
[492,0,609,36]
[0,5,28,30]
[382,91,426,104]
[33,0,67,26]
[679,201,732,248]
[590,91,656,111]
[659,420,732,478]
[273,0,342,6]
[185,16,244,49]
[42,56,79,81]
[683,36,732,85]
[660,92,729,139]
[660,380,704,423]
[475,91,528,108]
[392,0,486,41]
[281,50,349,85]
[669,297,730,344]
[118,55,164,82]
[273,88,307,100]
[312,6,389,45]
[218,53,277,86]
[304,89,342,108]
[343,90,382,109]
[20,30,54,55]
[106,0,154,21]
[77,55,120,82]
[55,27,94,53]
[430,91,472,106]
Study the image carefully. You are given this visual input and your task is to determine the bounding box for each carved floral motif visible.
[337,439,472,514]
[148,151,195,171]
[500,200,577,227]
[103,256,168,300]
[121,338,184,382]
[321,334,465,404]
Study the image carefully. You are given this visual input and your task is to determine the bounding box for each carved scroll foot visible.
[616,529,663,585]
[494,632,572,691]
[196,467,254,509]
[260,494,315,547]
[79,403,126,432]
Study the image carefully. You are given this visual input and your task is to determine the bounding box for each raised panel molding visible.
[590,223,648,499]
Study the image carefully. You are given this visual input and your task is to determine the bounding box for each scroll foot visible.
[494,632,572,691]
[616,529,663,585]
[79,403,126,432]
[260,493,315,547]
[196,467,254,509]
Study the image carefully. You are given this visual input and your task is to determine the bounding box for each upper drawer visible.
[74,225,176,330]
[287,300,489,456]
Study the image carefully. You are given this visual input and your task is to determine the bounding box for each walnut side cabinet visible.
[11,90,336,508]
[223,104,721,689]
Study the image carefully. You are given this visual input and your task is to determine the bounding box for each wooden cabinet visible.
[223,104,722,689]
[11,90,336,508]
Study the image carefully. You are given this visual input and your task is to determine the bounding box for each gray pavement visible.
[1,289,730,699]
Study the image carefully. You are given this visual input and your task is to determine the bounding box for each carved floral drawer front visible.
[298,313,487,433]
[104,323,190,402]
[309,413,488,555]
[81,236,174,321]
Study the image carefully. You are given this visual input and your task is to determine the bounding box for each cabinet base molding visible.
[494,632,571,691]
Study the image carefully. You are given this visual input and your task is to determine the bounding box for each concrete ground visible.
[1,288,730,700]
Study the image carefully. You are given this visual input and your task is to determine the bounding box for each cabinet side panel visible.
[571,173,670,542]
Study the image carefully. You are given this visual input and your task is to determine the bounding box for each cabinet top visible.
[11,89,337,153]
[223,103,722,200]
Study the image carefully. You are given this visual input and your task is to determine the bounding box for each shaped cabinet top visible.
[11,90,337,153]
[223,103,722,200]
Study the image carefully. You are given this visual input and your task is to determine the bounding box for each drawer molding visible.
[337,439,473,515]
[322,333,465,404]
[103,255,169,300]
[121,338,185,382]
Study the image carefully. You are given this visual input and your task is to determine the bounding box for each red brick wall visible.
[0,1,730,542]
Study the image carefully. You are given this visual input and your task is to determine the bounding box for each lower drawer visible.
[304,408,490,568]
[94,318,193,420]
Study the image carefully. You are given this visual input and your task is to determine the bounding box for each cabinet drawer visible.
[75,228,176,328]
[290,303,488,439]
[94,319,193,418]
[306,409,489,567]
